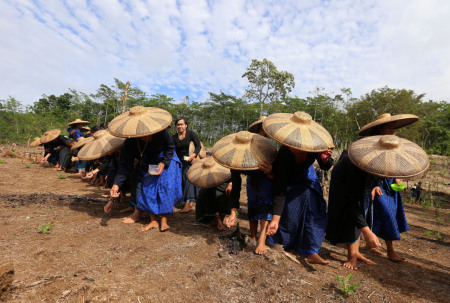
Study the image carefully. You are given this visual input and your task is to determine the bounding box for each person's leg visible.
[255,220,269,255]
[141,213,160,231]
[122,207,142,224]
[160,215,170,232]
[306,253,329,265]
[386,240,405,262]
[249,221,258,240]
[180,200,192,213]
[344,239,374,270]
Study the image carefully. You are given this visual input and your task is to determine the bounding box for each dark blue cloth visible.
[271,165,327,255]
[136,151,182,215]
[372,178,409,241]
[67,127,83,140]
[181,161,199,202]
[246,175,273,221]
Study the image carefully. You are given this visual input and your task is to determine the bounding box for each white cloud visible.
[0,0,449,107]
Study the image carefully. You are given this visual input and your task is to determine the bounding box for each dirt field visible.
[0,145,449,302]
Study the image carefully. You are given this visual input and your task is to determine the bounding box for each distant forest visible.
[1,60,449,155]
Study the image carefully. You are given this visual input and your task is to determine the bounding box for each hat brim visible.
[358,114,419,136]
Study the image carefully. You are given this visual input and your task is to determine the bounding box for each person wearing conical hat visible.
[358,113,418,262]
[67,119,90,141]
[325,135,429,270]
[213,131,277,255]
[39,129,72,168]
[263,112,334,265]
[172,116,202,213]
[107,106,182,232]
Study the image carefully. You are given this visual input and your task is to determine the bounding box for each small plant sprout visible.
[0,159,5,164]
[25,163,31,168]
[336,274,360,298]
[38,223,53,234]
[423,230,432,236]
[58,173,67,179]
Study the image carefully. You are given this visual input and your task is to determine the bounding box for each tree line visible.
[0,59,448,155]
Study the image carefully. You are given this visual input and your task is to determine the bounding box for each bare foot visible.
[121,211,141,224]
[255,243,267,255]
[367,246,385,256]
[141,221,159,231]
[179,202,191,213]
[357,252,374,265]
[343,258,358,270]
[120,206,134,213]
[160,216,170,232]
[306,253,329,265]
[387,251,405,262]
[55,167,63,171]
[216,218,225,231]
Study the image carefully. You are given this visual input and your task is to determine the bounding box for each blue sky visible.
[1,0,449,106]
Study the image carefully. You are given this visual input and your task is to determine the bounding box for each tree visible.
[242,58,295,115]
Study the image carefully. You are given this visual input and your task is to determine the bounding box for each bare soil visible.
[0,145,449,302]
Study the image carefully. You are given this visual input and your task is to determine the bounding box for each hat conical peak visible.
[93,129,108,139]
[203,157,216,168]
[379,135,400,150]
[292,112,312,125]
[235,131,252,144]
[129,106,146,115]
[378,113,392,120]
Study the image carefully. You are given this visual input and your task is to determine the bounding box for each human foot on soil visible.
[160,216,170,232]
[141,220,159,231]
[306,253,329,265]
[255,243,267,255]
[121,210,141,224]
[387,250,405,262]
[179,202,191,213]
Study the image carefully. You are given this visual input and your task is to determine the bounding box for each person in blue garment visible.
[107,129,182,232]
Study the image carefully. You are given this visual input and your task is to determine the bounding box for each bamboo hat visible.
[68,119,90,126]
[108,106,172,138]
[189,141,207,159]
[30,137,41,147]
[262,111,333,152]
[77,130,125,161]
[71,136,94,150]
[212,131,277,170]
[348,135,429,178]
[248,116,267,133]
[40,129,62,144]
[358,113,419,136]
[187,156,232,188]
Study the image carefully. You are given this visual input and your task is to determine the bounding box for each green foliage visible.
[38,223,52,234]
[58,173,67,179]
[0,159,4,164]
[336,274,360,297]
[25,163,31,168]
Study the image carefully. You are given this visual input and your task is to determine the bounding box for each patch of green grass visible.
[38,223,52,234]
[0,159,5,164]
[434,231,446,241]
[423,230,433,236]
[336,274,360,298]
[10,151,16,157]
[21,230,32,235]
[25,163,31,168]
[57,173,67,179]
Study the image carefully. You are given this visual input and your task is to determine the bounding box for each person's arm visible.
[316,152,334,171]
[190,130,202,156]
[160,129,175,169]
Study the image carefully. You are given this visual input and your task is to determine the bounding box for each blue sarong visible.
[271,165,327,255]
[136,152,182,215]
[372,178,409,241]
[246,175,273,221]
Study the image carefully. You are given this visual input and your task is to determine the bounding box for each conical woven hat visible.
[71,136,94,150]
[262,111,333,152]
[187,156,232,188]
[212,131,277,170]
[348,135,429,178]
[358,113,419,136]
[30,137,41,147]
[108,106,172,138]
[189,141,207,159]
[40,129,62,144]
[248,116,267,133]
[78,130,125,160]
[68,118,90,126]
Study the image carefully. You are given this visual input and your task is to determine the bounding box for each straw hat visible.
[40,129,62,144]
[348,135,429,178]
[187,157,232,188]
[189,141,207,159]
[358,113,419,136]
[212,131,277,170]
[248,116,267,133]
[81,126,90,132]
[262,111,333,152]
[30,137,41,147]
[68,118,90,126]
[71,136,94,150]
[77,130,125,161]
